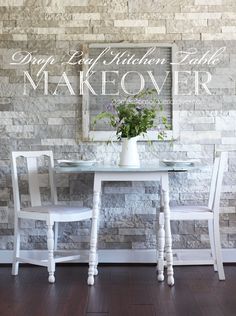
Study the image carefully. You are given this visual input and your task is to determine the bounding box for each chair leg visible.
[54,222,59,251]
[213,217,225,280]
[47,223,55,283]
[157,213,165,282]
[12,217,20,276]
[208,219,217,271]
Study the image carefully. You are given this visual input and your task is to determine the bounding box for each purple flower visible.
[105,102,116,114]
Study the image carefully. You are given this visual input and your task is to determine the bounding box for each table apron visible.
[93,171,168,191]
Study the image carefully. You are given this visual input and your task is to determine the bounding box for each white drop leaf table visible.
[55,164,194,286]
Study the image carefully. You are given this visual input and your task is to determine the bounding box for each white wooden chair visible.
[11,151,93,283]
[158,152,228,281]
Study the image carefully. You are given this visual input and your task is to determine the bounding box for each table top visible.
[55,163,196,174]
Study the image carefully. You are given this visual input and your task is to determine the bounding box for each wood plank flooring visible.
[0,264,236,316]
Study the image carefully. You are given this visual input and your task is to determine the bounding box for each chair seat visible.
[19,205,93,222]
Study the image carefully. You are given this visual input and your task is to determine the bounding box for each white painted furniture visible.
[11,151,93,283]
[159,152,228,280]
[56,164,194,286]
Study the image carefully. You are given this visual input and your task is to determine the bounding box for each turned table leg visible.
[157,183,165,282]
[87,175,101,286]
[163,188,174,286]
[47,223,55,283]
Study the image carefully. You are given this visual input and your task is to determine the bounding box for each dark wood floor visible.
[0,264,236,316]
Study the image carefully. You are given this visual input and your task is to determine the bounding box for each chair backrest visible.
[208,152,228,213]
[11,151,57,212]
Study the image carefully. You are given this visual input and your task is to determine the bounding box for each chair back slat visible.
[208,156,220,210]
[48,153,58,205]
[11,153,21,213]
[11,151,57,210]
[212,152,228,213]
[208,152,228,213]
[26,157,41,207]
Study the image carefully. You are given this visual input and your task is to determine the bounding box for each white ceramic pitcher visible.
[119,136,140,167]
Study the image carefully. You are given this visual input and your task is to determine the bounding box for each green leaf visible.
[93,89,171,142]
